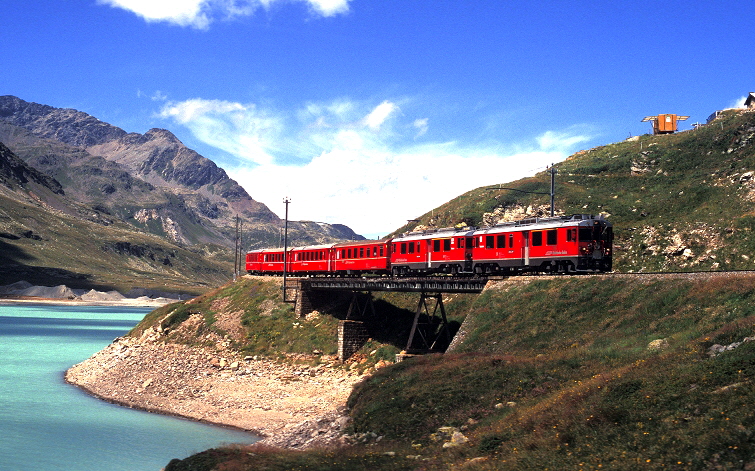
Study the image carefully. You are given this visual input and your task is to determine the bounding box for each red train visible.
[246,214,612,277]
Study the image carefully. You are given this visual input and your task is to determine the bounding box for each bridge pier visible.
[294,277,486,361]
[338,320,370,362]
[405,292,451,352]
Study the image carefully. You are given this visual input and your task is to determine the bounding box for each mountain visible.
[394,108,755,273]
[0,141,232,293]
[0,96,361,250]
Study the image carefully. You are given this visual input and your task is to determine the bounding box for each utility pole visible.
[549,164,556,217]
[486,163,558,217]
[238,216,243,279]
[282,197,291,302]
[233,215,239,281]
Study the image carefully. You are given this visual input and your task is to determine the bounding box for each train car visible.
[247,214,611,277]
[471,214,612,274]
[289,244,334,275]
[333,240,391,276]
[246,247,288,275]
[390,227,477,276]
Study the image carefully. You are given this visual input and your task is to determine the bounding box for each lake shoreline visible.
[64,329,364,449]
[0,295,176,308]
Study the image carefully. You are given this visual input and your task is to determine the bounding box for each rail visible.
[300,276,488,293]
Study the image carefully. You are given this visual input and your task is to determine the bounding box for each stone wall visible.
[338,320,369,361]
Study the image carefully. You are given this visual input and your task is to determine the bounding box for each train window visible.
[567,228,576,242]
[400,243,407,254]
[547,230,557,245]
[360,247,364,258]
[532,231,543,246]
[417,242,421,252]
[497,235,505,248]
[408,243,414,254]
[509,233,514,247]
[578,227,592,241]
[444,239,451,251]
[467,237,476,248]
[380,246,384,257]
[433,240,440,252]
[348,248,352,258]
[486,235,494,249]
[458,237,465,248]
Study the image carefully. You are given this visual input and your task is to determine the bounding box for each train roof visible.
[475,214,611,234]
[248,247,286,253]
[394,214,610,240]
[333,239,386,248]
[291,243,336,251]
[393,226,475,241]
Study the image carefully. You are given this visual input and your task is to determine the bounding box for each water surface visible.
[0,303,255,471]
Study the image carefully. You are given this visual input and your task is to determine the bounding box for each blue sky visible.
[2,1,753,238]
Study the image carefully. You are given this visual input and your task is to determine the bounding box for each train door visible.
[522,231,530,266]
[426,240,432,269]
[464,236,474,272]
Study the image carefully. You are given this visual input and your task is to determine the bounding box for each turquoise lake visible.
[0,303,256,471]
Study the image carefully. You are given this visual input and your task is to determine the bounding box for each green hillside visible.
[0,186,233,294]
[394,109,755,273]
[160,111,755,470]
[160,273,755,470]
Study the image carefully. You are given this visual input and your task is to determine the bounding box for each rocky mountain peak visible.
[0,96,363,249]
[144,128,182,144]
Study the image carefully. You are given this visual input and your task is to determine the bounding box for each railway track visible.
[485,270,755,282]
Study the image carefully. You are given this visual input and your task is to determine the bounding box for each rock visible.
[442,431,470,448]
[462,457,489,467]
[648,338,669,351]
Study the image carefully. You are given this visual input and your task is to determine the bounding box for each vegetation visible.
[394,109,755,273]
[0,188,232,295]
[161,274,755,470]
[160,110,755,469]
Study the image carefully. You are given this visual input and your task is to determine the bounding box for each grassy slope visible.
[0,189,232,294]
[394,109,755,273]
[164,275,755,470]
[161,112,755,470]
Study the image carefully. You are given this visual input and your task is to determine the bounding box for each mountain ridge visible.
[0,95,362,249]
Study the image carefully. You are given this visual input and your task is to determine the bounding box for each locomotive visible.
[246,214,612,277]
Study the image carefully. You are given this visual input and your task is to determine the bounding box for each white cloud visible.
[537,129,592,152]
[727,95,747,109]
[413,118,429,138]
[363,101,399,131]
[98,0,350,29]
[159,97,592,238]
[99,0,211,28]
[159,98,282,165]
[306,0,350,16]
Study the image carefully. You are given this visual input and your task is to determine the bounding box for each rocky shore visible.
[0,281,182,306]
[65,326,366,449]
